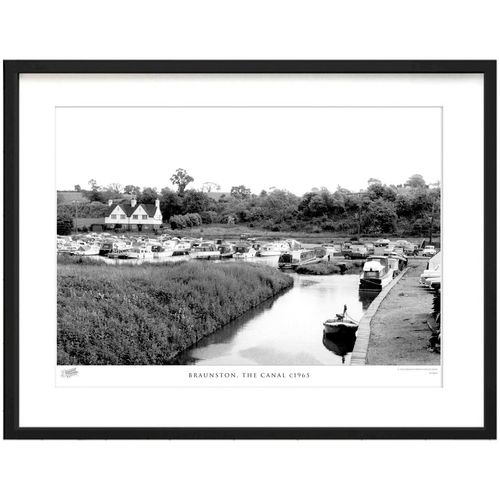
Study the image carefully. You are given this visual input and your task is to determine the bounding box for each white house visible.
[104,198,162,231]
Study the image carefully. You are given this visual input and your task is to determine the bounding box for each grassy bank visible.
[296,260,364,275]
[58,259,293,365]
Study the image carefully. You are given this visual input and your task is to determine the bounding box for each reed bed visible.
[58,259,293,365]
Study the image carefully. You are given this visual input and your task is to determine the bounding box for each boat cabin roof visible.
[367,255,389,263]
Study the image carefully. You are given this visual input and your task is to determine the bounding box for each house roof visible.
[105,203,159,218]
[141,204,158,217]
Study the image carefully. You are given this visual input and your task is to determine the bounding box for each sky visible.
[56,106,441,195]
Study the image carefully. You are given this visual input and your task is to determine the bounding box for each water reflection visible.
[322,330,357,364]
[168,273,378,366]
[358,290,380,311]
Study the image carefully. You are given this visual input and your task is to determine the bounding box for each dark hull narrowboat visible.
[359,256,394,291]
[359,272,393,290]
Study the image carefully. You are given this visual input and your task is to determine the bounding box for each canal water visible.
[170,261,378,366]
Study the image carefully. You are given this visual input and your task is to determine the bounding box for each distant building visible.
[104,198,162,231]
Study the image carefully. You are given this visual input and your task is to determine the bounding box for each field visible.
[57,258,293,365]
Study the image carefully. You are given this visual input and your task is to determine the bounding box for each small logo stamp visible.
[61,367,79,378]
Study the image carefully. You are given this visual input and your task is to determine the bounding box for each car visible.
[349,244,369,259]
[422,245,437,257]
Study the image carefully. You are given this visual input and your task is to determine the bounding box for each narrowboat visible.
[278,248,322,269]
[359,256,394,290]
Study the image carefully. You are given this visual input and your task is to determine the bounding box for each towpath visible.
[367,259,440,365]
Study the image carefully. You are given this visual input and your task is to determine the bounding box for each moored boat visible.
[123,246,154,259]
[218,243,235,259]
[323,305,359,335]
[233,244,257,259]
[108,248,129,259]
[278,248,322,269]
[73,244,101,256]
[257,242,289,257]
[359,256,394,290]
[190,243,220,260]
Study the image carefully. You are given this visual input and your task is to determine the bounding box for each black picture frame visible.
[3,60,497,439]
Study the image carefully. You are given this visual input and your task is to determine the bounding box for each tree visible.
[83,179,104,202]
[74,184,81,191]
[368,178,382,185]
[367,182,397,202]
[363,199,397,233]
[182,190,214,214]
[405,174,427,189]
[159,187,183,221]
[299,192,327,217]
[201,181,220,192]
[170,168,194,194]
[57,215,73,235]
[259,189,300,223]
[299,188,344,218]
[138,187,158,204]
[230,185,252,199]
[123,185,142,197]
[107,183,122,195]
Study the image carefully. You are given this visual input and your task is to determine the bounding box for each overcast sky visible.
[56,106,441,195]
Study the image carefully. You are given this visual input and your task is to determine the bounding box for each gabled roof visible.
[105,203,136,217]
[105,203,159,218]
[141,204,158,217]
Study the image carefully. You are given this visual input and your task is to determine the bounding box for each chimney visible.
[155,198,160,208]
[131,198,137,207]
[108,199,113,206]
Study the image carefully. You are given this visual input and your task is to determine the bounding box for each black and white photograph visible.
[1,1,499,498]
[56,105,442,367]
[4,60,494,440]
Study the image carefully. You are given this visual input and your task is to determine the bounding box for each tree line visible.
[58,170,440,236]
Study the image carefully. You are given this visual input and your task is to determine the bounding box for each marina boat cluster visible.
[57,233,307,262]
[58,233,434,295]
[57,234,424,281]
